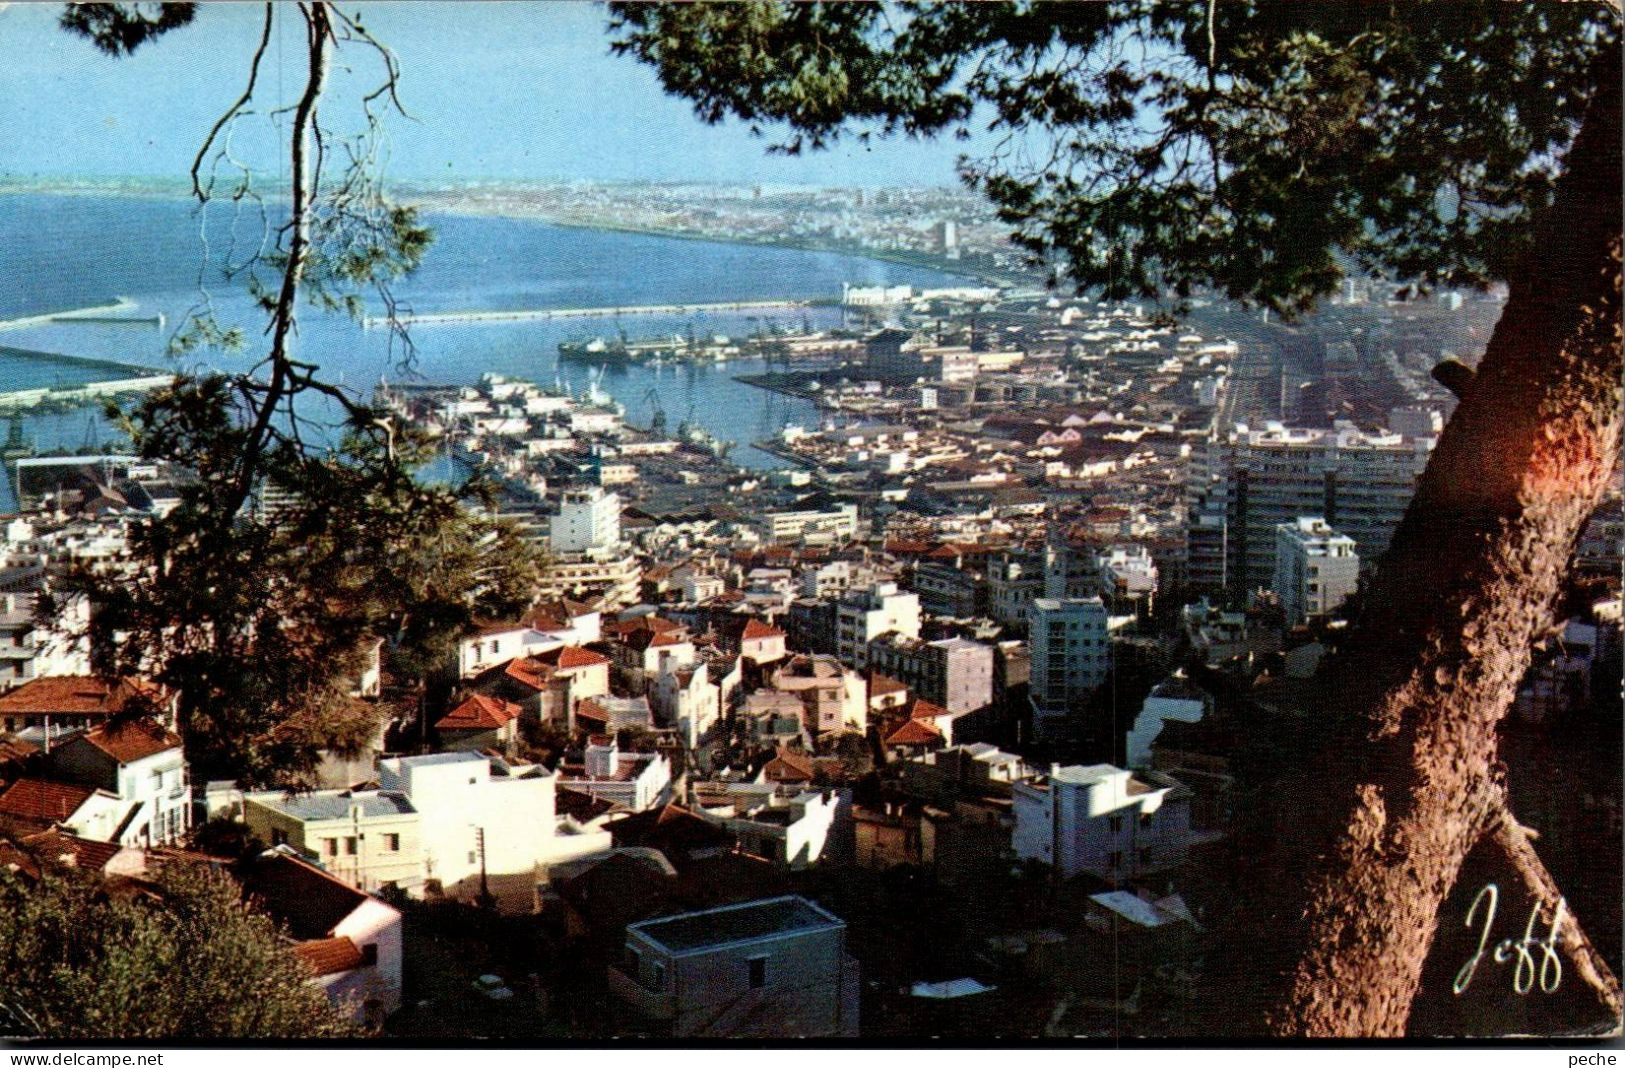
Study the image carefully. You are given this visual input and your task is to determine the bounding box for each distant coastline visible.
[0,176,1011,289]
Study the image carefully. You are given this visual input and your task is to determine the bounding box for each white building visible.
[1125,674,1210,770]
[1027,597,1109,740]
[1096,544,1158,616]
[551,486,622,554]
[751,503,860,545]
[48,720,191,845]
[700,784,842,870]
[557,735,672,812]
[834,582,920,672]
[1012,763,1191,882]
[653,660,721,750]
[1273,517,1360,624]
[376,751,595,912]
[0,590,91,686]
[244,851,404,1028]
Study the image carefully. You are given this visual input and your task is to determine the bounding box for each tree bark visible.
[1260,43,1623,1037]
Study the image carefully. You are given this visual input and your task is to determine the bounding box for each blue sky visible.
[0,2,984,188]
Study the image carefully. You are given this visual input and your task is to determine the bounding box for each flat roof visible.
[629,895,843,955]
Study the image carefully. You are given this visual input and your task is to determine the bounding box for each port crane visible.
[643,387,667,437]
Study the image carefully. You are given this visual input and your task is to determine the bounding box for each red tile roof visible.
[763,747,815,782]
[885,718,944,747]
[908,697,950,721]
[0,676,167,717]
[740,619,785,641]
[869,674,909,698]
[20,828,123,871]
[293,936,365,976]
[0,839,40,879]
[74,719,181,764]
[437,694,521,731]
[0,778,97,823]
[540,645,611,670]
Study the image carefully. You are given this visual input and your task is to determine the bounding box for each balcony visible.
[606,963,675,1021]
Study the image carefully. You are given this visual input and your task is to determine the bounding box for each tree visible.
[54,3,544,785]
[608,1,1622,1036]
[0,862,360,1039]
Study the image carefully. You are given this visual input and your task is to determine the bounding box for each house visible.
[696,784,842,870]
[607,801,736,871]
[470,646,612,725]
[0,675,175,737]
[556,735,671,813]
[0,778,135,845]
[456,621,563,680]
[742,690,810,747]
[0,827,145,880]
[652,661,721,750]
[47,719,190,845]
[435,694,523,754]
[608,895,861,1037]
[852,796,937,870]
[606,616,698,680]
[241,788,423,895]
[735,618,788,667]
[377,751,599,912]
[768,655,867,737]
[240,850,404,1027]
[573,695,654,735]
[759,747,815,787]
[1012,763,1192,883]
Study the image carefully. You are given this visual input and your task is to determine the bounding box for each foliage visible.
[609,0,1618,314]
[0,862,359,1039]
[71,377,543,785]
[59,2,196,56]
[51,3,544,785]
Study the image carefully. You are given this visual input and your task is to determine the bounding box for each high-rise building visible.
[1273,517,1360,624]
[1186,422,1431,594]
[551,485,621,554]
[1027,596,1109,740]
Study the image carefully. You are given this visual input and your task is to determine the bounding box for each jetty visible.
[0,298,162,331]
[364,297,817,329]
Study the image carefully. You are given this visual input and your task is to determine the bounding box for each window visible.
[323,838,338,857]
[344,836,358,856]
[1108,815,1123,835]
[360,943,378,967]
[382,833,400,852]
[748,957,766,989]
[652,963,666,990]
[271,828,289,847]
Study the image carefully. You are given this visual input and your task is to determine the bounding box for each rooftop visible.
[250,789,416,822]
[630,894,843,955]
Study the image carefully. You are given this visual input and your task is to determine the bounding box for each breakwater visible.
[365,297,821,329]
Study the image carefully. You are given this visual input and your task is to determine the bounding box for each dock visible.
[364,298,816,329]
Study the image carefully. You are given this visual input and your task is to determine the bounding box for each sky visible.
[0,2,987,188]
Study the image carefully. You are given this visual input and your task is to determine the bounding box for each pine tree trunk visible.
[1260,47,1623,1037]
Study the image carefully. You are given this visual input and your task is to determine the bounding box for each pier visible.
[0,298,162,332]
[364,297,818,329]
[0,374,176,412]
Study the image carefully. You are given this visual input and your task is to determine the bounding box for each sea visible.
[0,192,967,508]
